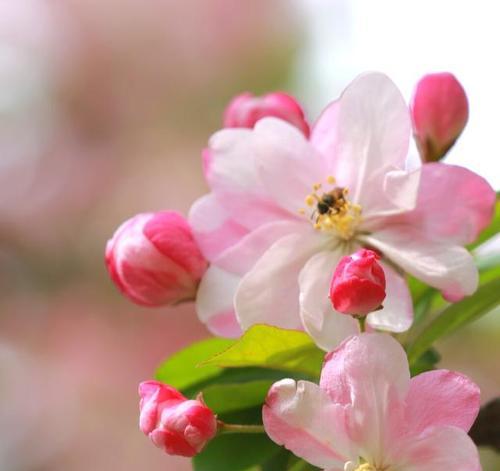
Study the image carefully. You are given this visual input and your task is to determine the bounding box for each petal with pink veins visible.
[189,193,248,262]
[398,162,496,245]
[234,231,327,330]
[208,128,290,229]
[328,73,411,209]
[361,228,478,300]
[310,100,340,175]
[298,250,359,351]
[195,265,242,338]
[213,219,306,275]
[394,425,481,471]
[319,334,410,464]
[253,118,327,215]
[263,379,353,469]
[366,262,413,333]
[405,370,480,435]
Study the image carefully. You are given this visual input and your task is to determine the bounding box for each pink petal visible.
[298,250,359,351]
[234,231,326,330]
[395,425,481,471]
[263,379,352,469]
[366,262,413,333]
[208,128,290,229]
[405,370,480,435]
[253,118,327,215]
[361,228,478,300]
[189,193,248,262]
[310,99,340,175]
[213,219,306,276]
[195,266,242,338]
[319,333,410,464]
[398,162,496,245]
[327,73,411,208]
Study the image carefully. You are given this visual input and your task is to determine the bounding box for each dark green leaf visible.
[407,277,500,364]
[409,347,441,376]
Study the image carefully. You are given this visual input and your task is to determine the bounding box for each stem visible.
[358,316,366,332]
[217,422,265,435]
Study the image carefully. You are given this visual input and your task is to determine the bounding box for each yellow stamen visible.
[326,175,336,184]
[305,195,315,207]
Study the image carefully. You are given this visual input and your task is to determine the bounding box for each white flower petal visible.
[299,250,359,351]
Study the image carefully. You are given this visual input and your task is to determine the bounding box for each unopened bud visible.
[329,249,386,316]
[411,72,469,162]
[139,381,217,457]
[223,91,310,136]
[105,211,207,306]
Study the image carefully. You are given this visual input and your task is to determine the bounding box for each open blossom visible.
[139,381,217,457]
[411,72,469,162]
[189,72,495,349]
[329,249,386,316]
[105,211,207,306]
[263,333,481,471]
[223,91,310,136]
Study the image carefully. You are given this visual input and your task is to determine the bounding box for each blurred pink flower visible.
[263,333,481,471]
[190,72,495,349]
[411,72,469,162]
[106,212,207,306]
[139,381,217,457]
[329,249,386,317]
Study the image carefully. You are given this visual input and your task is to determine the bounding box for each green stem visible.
[358,316,366,332]
[217,422,265,435]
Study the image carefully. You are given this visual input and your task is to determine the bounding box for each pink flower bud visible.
[105,211,207,306]
[329,249,386,316]
[223,91,310,136]
[138,381,217,457]
[411,72,469,162]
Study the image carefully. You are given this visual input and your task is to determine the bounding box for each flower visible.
[330,249,386,316]
[189,72,495,349]
[138,381,217,457]
[263,333,481,471]
[223,91,310,136]
[411,72,469,162]
[105,211,207,306]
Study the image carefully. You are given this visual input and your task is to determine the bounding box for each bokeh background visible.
[1,1,499,469]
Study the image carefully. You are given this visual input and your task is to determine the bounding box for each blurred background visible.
[0,0,498,469]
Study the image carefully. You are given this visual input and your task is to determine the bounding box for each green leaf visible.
[156,337,234,390]
[409,347,441,376]
[202,380,274,414]
[407,277,500,364]
[201,325,324,379]
[193,433,281,471]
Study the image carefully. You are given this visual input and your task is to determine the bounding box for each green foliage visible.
[201,325,324,379]
[409,347,441,376]
[407,276,500,364]
[193,433,282,471]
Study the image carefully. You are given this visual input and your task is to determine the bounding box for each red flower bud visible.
[105,211,207,306]
[411,72,469,162]
[223,91,310,136]
[329,249,386,316]
[139,381,217,457]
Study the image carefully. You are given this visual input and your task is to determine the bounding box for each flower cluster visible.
[104,72,497,469]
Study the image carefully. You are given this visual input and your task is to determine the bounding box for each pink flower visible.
[330,249,386,316]
[223,92,310,137]
[263,333,481,471]
[139,381,217,457]
[105,211,207,306]
[189,72,495,349]
[411,72,469,162]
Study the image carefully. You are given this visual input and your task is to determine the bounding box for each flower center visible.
[344,461,378,471]
[301,176,362,240]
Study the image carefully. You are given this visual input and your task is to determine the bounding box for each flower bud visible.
[411,72,469,162]
[329,249,386,316]
[223,91,310,136]
[105,211,207,306]
[139,381,217,457]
